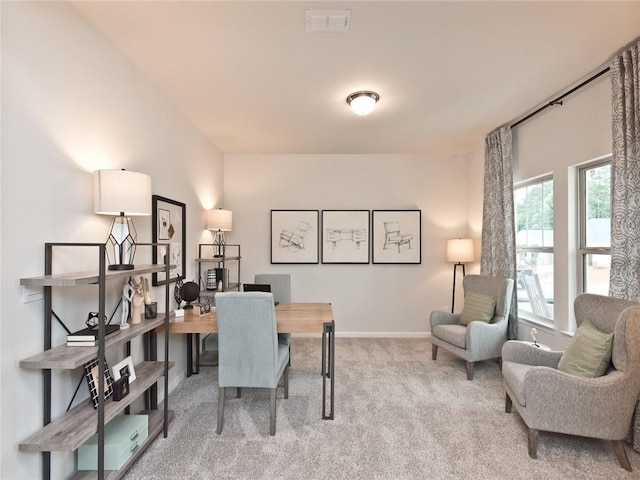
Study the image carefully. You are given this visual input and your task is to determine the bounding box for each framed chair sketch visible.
[372,210,421,264]
[271,210,319,264]
[321,210,370,264]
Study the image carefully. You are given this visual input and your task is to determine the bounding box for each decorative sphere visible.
[181,281,200,304]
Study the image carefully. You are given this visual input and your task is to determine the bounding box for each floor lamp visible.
[446,239,475,313]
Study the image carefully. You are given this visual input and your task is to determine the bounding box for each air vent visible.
[305,10,351,33]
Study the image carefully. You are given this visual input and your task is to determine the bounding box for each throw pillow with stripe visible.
[459,291,496,326]
[557,320,613,378]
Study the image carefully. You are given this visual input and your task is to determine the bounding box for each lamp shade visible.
[207,209,233,231]
[446,238,475,263]
[93,169,152,216]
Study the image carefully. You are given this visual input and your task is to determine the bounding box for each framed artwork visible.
[152,195,186,286]
[84,358,114,409]
[372,210,422,264]
[271,210,319,264]
[112,356,136,383]
[321,210,370,264]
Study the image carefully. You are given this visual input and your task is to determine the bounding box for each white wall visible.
[512,74,614,350]
[1,3,223,479]
[224,153,477,335]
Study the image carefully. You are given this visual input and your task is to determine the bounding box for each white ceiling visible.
[73,1,640,156]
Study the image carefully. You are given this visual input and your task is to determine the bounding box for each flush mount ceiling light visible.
[346,91,380,116]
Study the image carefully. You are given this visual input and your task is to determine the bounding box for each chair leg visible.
[527,428,539,459]
[612,440,632,471]
[432,344,438,360]
[236,387,241,398]
[269,388,277,436]
[216,387,225,434]
[284,365,289,399]
[505,393,512,413]
[466,361,474,380]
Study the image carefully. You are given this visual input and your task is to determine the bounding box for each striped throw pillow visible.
[460,292,497,326]
[557,320,613,378]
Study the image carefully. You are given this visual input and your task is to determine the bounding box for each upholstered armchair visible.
[215,292,290,436]
[502,293,640,470]
[430,274,514,380]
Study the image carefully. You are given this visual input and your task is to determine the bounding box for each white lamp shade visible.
[207,209,233,231]
[446,238,475,263]
[93,170,152,216]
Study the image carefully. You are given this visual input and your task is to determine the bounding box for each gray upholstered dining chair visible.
[430,274,514,380]
[502,293,640,470]
[255,273,292,359]
[215,292,290,436]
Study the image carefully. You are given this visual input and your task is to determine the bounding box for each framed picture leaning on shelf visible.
[84,357,114,409]
[112,356,136,383]
[152,195,186,285]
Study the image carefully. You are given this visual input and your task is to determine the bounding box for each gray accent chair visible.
[255,273,292,356]
[430,274,514,380]
[502,293,640,471]
[215,292,290,436]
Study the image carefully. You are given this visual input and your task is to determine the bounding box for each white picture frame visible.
[112,356,136,383]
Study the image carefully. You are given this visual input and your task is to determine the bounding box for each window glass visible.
[515,177,554,320]
[580,162,611,294]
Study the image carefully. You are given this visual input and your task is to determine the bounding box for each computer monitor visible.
[243,283,271,293]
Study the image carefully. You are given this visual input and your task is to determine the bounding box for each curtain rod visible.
[510,66,610,129]
[507,35,640,131]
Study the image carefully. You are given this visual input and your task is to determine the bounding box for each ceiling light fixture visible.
[346,91,380,116]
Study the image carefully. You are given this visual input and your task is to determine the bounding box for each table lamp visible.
[446,238,475,313]
[93,169,152,270]
[207,208,233,257]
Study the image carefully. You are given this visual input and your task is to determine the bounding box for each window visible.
[579,159,611,295]
[514,177,554,320]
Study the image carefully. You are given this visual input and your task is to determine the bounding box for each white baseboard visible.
[293,332,431,338]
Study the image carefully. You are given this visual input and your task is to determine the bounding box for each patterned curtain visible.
[609,40,640,301]
[480,126,518,339]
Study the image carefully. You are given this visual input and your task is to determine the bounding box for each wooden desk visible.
[167,303,335,420]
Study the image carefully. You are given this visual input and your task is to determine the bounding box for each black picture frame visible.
[84,357,114,409]
[152,195,186,285]
[372,210,422,264]
[321,210,370,264]
[270,210,319,264]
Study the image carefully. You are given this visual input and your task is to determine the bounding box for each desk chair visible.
[254,274,292,362]
[215,292,290,436]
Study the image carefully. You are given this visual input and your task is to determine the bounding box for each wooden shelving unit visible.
[19,243,174,480]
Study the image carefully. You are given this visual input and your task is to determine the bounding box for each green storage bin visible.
[78,414,148,471]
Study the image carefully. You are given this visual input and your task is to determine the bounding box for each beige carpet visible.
[122,338,639,479]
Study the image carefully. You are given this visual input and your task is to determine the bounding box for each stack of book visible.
[67,325,120,347]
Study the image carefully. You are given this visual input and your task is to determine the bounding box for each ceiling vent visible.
[305,10,351,33]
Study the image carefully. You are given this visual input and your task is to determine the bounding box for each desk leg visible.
[194,333,201,374]
[322,321,335,420]
[186,333,193,378]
